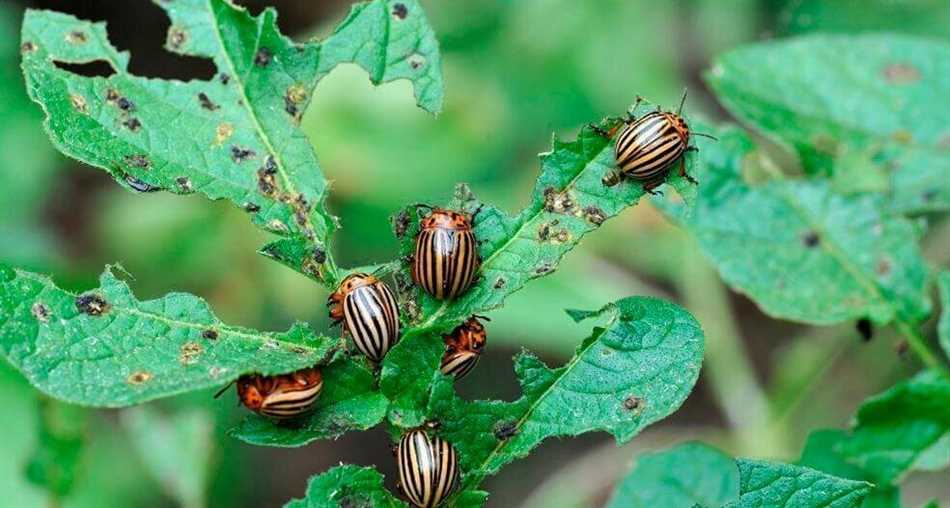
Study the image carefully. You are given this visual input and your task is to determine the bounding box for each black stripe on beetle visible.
[397,430,460,508]
[411,209,479,300]
[328,273,401,362]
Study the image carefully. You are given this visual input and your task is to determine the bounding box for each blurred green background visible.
[1,0,948,507]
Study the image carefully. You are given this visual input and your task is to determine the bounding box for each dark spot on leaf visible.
[584,206,606,225]
[175,176,193,193]
[535,263,553,275]
[123,118,142,132]
[392,3,408,19]
[537,223,551,241]
[257,165,279,196]
[543,187,575,213]
[292,346,308,355]
[215,123,234,145]
[124,154,150,169]
[75,293,110,316]
[393,209,411,238]
[291,193,312,228]
[801,230,820,248]
[66,30,87,44]
[408,54,425,70]
[117,97,135,112]
[856,318,872,342]
[243,202,261,213]
[219,73,231,85]
[31,302,50,323]
[202,329,218,340]
[167,26,187,51]
[268,220,289,233]
[876,257,892,276]
[922,189,937,202]
[106,89,120,102]
[254,47,273,67]
[231,146,256,163]
[197,92,219,111]
[284,85,307,123]
[179,342,203,365]
[623,395,643,411]
[895,339,909,357]
[312,248,327,264]
[554,230,570,243]
[127,371,152,384]
[124,174,159,193]
[20,41,36,53]
[891,130,913,144]
[882,63,920,85]
[494,420,518,440]
[494,277,506,289]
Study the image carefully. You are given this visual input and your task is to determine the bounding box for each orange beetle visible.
[441,316,488,380]
[236,366,323,419]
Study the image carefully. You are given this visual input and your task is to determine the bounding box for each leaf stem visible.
[895,319,949,377]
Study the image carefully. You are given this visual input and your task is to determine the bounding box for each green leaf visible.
[228,358,388,447]
[285,465,406,508]
[780,1,950,40]
[605,441,739,508]
[0,265,335,406]
[428,296,703,490]
[21,0,444,287]
[837,370,950,484]
[799,429,899,508]
[666,121,931,326]
[707,34,950,214]
[939,271,950,359]
[121,405,214,508]
[25,397,87,499]
[727,459,871,508]
[382,118,697,426]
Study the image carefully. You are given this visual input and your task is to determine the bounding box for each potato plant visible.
[1,0,948,507]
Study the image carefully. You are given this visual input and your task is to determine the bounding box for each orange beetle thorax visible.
[444,317,487,353]
[661,112,690,143]
[421,209,472,231]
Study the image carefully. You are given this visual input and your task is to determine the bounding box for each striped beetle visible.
[441,315,488,380]
[328,272,401,362]
[234,366,323,420]
[396,429,460,508]
[600,91,716,193]
[412,208,479,300]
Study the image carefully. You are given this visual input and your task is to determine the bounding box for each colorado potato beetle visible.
[328,272,401,362]
[234,366,323,419]
[396,429,460,508]
[441,315,488,380]
[601,91,715,192]
[412,208,479,300]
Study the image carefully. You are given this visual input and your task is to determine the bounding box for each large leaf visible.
[24,397,87,500]
[726,459,871,508]
[0,265,335,406]
[381,119,698,426]
[121,406,214,508]
[663,121,931,326]
[285,465,405,508]
[837,370,950,484]
[707,34,950,214]
[799,429,899,508]
[228,358,388,447]
[939,271,950,358]
[605,442,739,508]
[21,0,443,287]
[427,296,703,492]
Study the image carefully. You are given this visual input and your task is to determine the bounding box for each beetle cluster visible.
[220,96,703,507]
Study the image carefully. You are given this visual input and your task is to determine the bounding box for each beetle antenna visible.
[693,132,718,140]
[410,203,435,213]
[213,381,235,399]
[677,88,688,115]
[473,314,491,322]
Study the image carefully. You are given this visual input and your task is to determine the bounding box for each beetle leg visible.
[643,180,664,195]
[589,122,611,138]
[685,146,699,152]
[679,158,698,185]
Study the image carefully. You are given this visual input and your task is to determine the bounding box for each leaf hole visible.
[53,60,116,78]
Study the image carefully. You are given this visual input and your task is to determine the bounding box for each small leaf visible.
[666,121,931,326]
[24,397,86,498]
[837,370,950,484]
[799,429,899,508]
[428,296,704,489]
[228,358,388,447]
[121,405,214,508]
[726,459,871,508]
[0,266,335,406]
[382,118,697,425]
[285,465,406,508]
[707,34,950,214]
[21,0,444,287]
[605,441,740,508]
[938,271,950,358]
